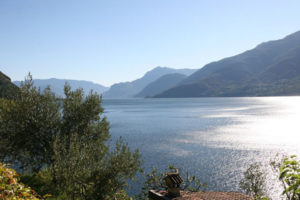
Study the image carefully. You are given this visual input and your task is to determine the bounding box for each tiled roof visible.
[149,190,253,200]
[175,191,253,200]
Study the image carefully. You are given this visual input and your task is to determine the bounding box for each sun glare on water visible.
[177,97,300,155]
[245,97,300,152]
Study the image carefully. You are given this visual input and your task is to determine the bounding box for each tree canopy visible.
[0,74,142,200]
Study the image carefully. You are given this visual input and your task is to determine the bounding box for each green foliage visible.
[239,163,269,200]
[0,162,49,200]
[0,71,18,99]
[0,74,60,173]
[241,155,300,200]
[114,190,133,200]
[0,74,142,200]
[278,156,300,200]
[182,170,208,192]
[51,85,142,200]
[139,165,207,199]
[20,169,57,197]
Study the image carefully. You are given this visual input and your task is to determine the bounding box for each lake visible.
[102,97,300,199]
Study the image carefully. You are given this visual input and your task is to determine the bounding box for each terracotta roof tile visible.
[178,191,253,200]
[149,190,253,200]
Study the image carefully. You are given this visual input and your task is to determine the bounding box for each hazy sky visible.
[0,0,300,86]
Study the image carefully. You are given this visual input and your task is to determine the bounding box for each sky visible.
[0,0,300,87]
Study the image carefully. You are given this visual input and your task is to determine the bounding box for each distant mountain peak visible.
[135,73,187,97]
[103,67,197,98]
[14,78,108,97]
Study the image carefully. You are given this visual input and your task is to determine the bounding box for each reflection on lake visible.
[102,97,300,199]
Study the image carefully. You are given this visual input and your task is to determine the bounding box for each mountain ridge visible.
[135,73,187,98]
[154,30,300,97]
[103,66,197,98]
[14,78,108,97]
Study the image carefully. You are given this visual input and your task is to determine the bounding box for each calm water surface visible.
[102,97,300,199]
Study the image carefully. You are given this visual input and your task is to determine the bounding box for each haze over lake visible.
[102,97,300,199]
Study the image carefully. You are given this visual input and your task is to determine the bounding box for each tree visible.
[0,74,142,199]
[239,163,268,200]
[0,74,60,173]
[52,85,141,199]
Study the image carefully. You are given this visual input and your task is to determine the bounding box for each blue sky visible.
[0,0,300,86]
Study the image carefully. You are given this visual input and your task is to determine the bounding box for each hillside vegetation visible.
[155,30,300,97]
[0,71,18,98]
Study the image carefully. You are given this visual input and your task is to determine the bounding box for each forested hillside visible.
[0,71,18,98]
[155,30,300,97]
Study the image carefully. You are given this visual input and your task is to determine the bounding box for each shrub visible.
[20,169,57,197]
[278,155,300,200]
[239,163,268,200]
[241,155,300,200]
[0,162,49,200]
[139,165,207,199]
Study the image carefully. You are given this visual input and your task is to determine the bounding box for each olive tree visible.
[52,85,141,199]
[0,75,60,172]
[0,74,142,199]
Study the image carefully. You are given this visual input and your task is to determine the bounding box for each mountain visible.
[135,73,187,97]
[14,78,108,97]
[103,67,196,98]
[155,30,300,97]
[0,71,18,98]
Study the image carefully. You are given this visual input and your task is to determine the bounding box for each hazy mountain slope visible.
[135,73,187,97]
[155,30,300,97]
[0,71,18,98]
[103,67,196,98]
[14,78,108,97]
[259,46,300,82]
[181,31,300,86]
